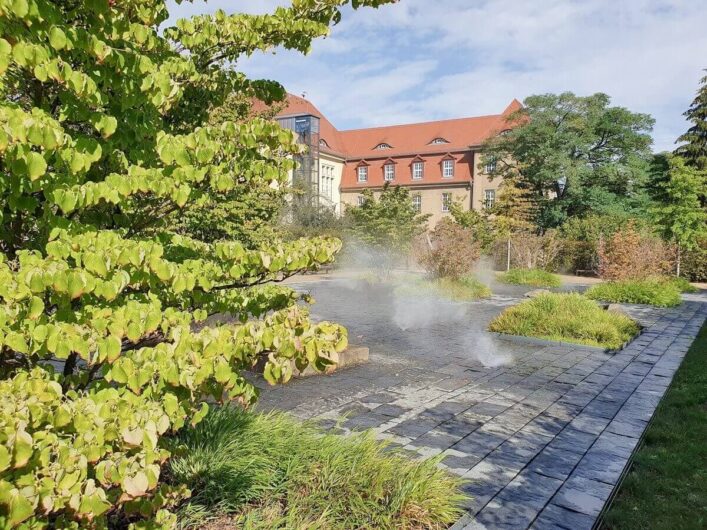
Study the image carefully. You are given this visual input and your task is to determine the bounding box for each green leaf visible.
[28,296,44,319]
[49,27,67,50]
[26,151,47,181]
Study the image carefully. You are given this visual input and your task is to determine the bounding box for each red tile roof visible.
[268,94,521,160]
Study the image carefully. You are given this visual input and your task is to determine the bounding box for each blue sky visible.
[166,0,707,152]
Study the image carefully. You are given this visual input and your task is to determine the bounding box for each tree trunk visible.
[676,245,681,278]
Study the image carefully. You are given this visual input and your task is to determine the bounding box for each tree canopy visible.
[345,184,430,257]
[482,92,655,230]
[0,0,394,527]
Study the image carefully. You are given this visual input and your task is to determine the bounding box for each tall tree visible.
[483,92,655,230]
[675,70,707,170]
[652,155,707,276]
[0,0,394,527]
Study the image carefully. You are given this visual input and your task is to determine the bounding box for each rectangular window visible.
[485,159,497,174]
[443,159,454,178]
[357,195,365,206]
[384,163,395,181]
[484,189,496,209]
[412,195,422,212]
[357,166,368,182]
[442,192,452,212]
[412,161,424,180]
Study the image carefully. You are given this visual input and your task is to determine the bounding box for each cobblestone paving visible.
[252,280,707,530]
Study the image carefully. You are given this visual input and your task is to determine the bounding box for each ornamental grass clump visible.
[489,293,640,349]
[585,278,683,307]
[169,406,466,530]
[497,268,561,288]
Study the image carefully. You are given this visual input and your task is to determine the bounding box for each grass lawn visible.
[585,278,683,308]
[601,322,707,530]
[170,406,466,529]
[488,292,640,350]
[496,268,562,288]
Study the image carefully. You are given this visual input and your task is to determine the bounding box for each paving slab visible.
[251,280,706,530]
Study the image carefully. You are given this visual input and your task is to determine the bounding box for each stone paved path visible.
[252,280,707,530]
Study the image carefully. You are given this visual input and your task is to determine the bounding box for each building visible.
[273,94,521,226]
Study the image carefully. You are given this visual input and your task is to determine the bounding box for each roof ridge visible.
[339,112,504,134]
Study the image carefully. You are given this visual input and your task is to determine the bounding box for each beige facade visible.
[341,184,472,228]
[471,153,503,212]
[318,152,345,215]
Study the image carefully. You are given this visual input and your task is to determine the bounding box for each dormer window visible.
[412,161,424,180]
[384,163,395,181]
[319,138,329,148]
[357,165,368,182]
[375,143,392,150]
[430,138,449,145]
[442,159,455,178]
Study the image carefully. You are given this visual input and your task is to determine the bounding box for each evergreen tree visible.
[652,156,707,276]
[675,70,707,170]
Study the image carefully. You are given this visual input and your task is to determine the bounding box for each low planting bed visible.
[170,406,466,529]
[496,268,562,288]
[396,275,492,301]
[585,277,684,307]
[489,292,640,350]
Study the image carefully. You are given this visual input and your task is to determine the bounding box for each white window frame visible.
[442,159,454,178]
[412,194,422,212]
[357,166,368,182]
[485,159,497,174]
[442,192,452,212]
[357,195,365,206]
[484,189,496,209]
[384,163,395,181]
[412,161,424,180]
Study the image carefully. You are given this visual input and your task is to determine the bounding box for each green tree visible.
[675,70,707,170]
[483,92,655,230]
[169,92,289,248]
[652,155,707,276]
[0,0,394,528]
[345,184,430,256]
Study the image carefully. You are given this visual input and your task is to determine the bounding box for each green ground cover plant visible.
[489,293,640,349]
[601,323,707,530]
[585,278,683,307]
[169,406,466,530]
[496,268,562,288]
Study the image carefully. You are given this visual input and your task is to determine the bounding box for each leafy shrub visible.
[597,222,674,281]
[489,293,640,349]
[169,406,466,529]
[416,218,481,279]
[585,278,683,307]
[0,0,394,527]
[497,268,561,288]
[681,237,707,282]
[345,184,430,256]
[508,230,562,271]
[557,214,650,274]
